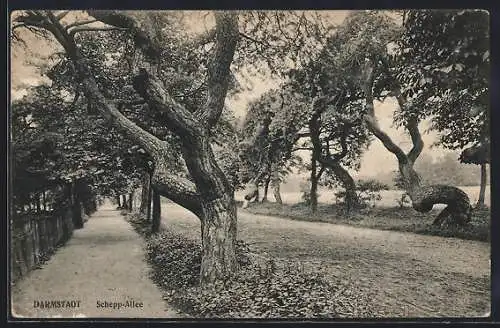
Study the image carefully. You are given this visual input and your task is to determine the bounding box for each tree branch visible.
[152,170,202,217]
[198,12,240,128]
[132,69,202,139]
[392,88,424,163]
[20,10,203,219]
[331,126,349,162]
[361,60,407,163]
[86,10,162,61]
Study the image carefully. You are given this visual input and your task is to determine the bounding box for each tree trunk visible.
[128,191,134,211]
[361,60,472,227]
[147,177,153,220]
[261,176,270,203]
[252,186,260,203]
[330,161,359,214]
[270,164,282,205]
[140,172,151,214]
[477,163,487,207]
[36,193,41,213]
[151,188,161,233]
[115,195,121,208]
[71,182,84,229]
[273,181,282,205]
[310,157,319,214]
[121,194,127,210]
[42,191,46,211]
[43,10,240,284]
[199,195,238,284]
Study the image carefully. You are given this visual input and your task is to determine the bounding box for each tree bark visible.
[330,161,359,214]
[252,186,260,203]
[140,172,151,214]
[42,191,46,211]
[115,195,121,209]
[121,194,128,210]
[360,60,472,226]
[199,194,238,283]
[273,181,282,205]
[36,193,41,213]
[147,175,153,220]
[310,156,319,214]
[35,10,240,284]
[128,191,134,211]
[477,163,487,208]
[270,163,282,205]
[151,188,161,233]
[261,176,270,202]
[71,182,84,229]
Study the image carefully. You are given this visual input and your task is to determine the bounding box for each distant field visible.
[236,185,490,208]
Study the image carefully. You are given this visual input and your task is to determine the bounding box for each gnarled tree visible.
[15,10,241,283]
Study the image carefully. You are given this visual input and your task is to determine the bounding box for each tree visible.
[287,30,373,215]
[239,86,309,206]
[394,10,489,209]
[321,11,475,226]
[14,10,241,283]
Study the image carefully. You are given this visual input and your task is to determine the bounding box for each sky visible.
[10,10,456,180]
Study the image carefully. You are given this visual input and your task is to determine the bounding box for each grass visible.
[244,202,490,242]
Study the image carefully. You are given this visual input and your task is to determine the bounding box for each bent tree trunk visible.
[330,161,359,214]
[477,163,487,207]
[34,10,240,284]
[151,188,161,233]
[361,61,472,226]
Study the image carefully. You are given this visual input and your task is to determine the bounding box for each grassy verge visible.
[124,211,377,318]
[243,202,490,242]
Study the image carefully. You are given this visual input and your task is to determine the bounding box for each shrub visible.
[336,179,390,208]
[124,211,374,318]
[168,262,373,318]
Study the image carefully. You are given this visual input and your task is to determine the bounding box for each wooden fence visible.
[11,203,89,283]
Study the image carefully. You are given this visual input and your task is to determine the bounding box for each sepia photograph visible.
[9,9,490,319]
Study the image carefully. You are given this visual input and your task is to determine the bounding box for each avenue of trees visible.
[11,9,489,284]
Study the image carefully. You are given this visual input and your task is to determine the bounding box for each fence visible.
[11,200,90,283]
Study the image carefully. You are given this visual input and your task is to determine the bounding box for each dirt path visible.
[11,201,180,319]
[161,202,491,318]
